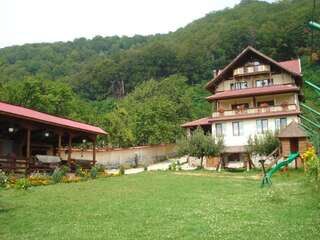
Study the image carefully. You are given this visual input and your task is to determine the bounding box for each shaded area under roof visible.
[278,121,308,138]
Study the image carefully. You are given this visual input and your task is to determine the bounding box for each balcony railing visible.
[233,64,270,76]
[213,104,298,118]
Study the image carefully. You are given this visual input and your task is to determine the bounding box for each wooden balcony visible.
[212,104,299,120]
[233,64,270,77]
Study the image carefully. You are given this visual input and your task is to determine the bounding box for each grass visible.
[0,170,320,240]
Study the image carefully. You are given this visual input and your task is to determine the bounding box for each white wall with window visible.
[212,115,299,146]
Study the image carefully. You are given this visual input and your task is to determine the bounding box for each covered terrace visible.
[0,101,107,174]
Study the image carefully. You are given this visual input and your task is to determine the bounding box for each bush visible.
[75,166,89,178]
[15,178,31,190]
[302,146,320,189]
[119,165,125,175]
[96,164,106,173]
[61,165,70,175]
[169,162,177,171]
[28,172,50,186]
[0,170,8,188]
[62,176,82,183]
[52,168,64,183]
[90,166,98,179]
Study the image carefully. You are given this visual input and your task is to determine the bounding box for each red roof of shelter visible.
[206,84,299,101]
[181,117,212,128]
[0,101,107,135]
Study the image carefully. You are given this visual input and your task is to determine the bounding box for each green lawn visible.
[0,170,319,240]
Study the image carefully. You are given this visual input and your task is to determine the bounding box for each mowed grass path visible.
[0,171,319,240]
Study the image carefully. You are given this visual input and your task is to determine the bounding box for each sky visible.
[0,0,274,48]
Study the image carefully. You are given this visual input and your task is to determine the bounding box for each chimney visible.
[213,69,217,78]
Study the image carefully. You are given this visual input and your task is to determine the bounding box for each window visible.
[256,119,268,134]
[216,123,223,137]
[232,122,243,136]
[256,79,273,87]
[230,81,248,90]
[275,118,287,130]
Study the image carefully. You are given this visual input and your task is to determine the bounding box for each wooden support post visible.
[26,127,31,174]
[58,133,62,158]
[92,135,97,166]
[68,134,72,165]
[253,96,256,108]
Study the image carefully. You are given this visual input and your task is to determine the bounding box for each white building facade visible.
[182,46,303,166]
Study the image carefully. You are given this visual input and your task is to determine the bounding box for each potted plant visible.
[260,102,269,108]
[238,104,245,113]
[218,107,225,115]
[281,101,289,110]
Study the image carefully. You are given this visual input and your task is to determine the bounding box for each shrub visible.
[75,166,89,178]
[52,168,64,183]
[90,166,98,179]
[62,176,82,183]
[144,165,148,171]
[96,164,106,173]
[169,162,176,171]
[15,178,31,190]
[61,165,70,175]
[28,172,50,186]
[0,170,8,188]
[119,165,125,175]
[302,146,320,189]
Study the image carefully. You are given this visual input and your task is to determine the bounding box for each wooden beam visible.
[92,135,97,166]
[68,133,73,165]
[58,133,62,157]
[26,127,31,174]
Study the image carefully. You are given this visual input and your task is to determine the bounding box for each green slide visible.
[261,152,300,187]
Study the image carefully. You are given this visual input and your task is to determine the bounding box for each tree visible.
[177,127,224,168]
[246,131,280,156]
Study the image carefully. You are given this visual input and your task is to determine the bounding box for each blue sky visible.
[0,0,275,48]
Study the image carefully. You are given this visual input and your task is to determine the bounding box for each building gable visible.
[206,46,302,94]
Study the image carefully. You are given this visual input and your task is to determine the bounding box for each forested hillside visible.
[0,0,319,146]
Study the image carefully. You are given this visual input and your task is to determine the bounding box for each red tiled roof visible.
[206,46,302,93]
[206,84,299,101]
[209,111,300,123]
[181,117,212,128]
[278,59,301,75]
[0,101,107,135]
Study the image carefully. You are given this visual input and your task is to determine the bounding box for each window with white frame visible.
[232,122,243,136]
[256,119,268,134]
[275,118,287,130]
[230,81,248,90]
[216,123,223,137]
[256,79,273,87]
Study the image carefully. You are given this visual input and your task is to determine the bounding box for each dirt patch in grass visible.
[174,171,261,180]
